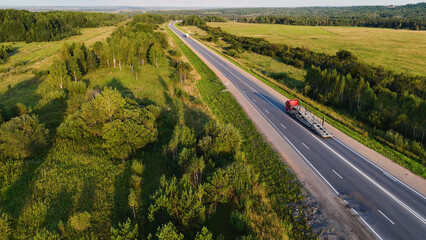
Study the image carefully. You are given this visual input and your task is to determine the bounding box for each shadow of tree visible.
[113,161,132,224]
[158,75,173,107]
[35,97,68,136]
[44,188,73,231]
[107,77,135,99]
[0,77,42,119]
[0,158,43,221]
[183,102,211,137]
[78,176,96,212]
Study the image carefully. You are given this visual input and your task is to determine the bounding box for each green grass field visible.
[208,22,426,76]
[0,25,120,118]
[0,24,119,96]
[239,52,306,89]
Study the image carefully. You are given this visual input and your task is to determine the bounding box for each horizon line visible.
[0,3,414,9]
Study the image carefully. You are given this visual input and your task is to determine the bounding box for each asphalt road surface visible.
[169,22,426,240]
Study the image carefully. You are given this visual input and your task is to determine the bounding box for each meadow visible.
[0,24,120,116]
[208,22,426,76]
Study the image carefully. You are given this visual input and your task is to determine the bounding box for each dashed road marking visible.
[302,142,310,149]
[379,210,395,225]
[332,169,343,179]
[352,209,384,240]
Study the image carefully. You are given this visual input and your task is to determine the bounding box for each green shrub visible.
[13,103,28,117]
[0,114,48,160]
[227,49,239,57]
[69,212,91,232]
[0,214,12,240]
[13,60,29,67]
[57,87,158,160]
[111,218,138,240]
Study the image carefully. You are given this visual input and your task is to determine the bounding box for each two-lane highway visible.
[169,22,426,239]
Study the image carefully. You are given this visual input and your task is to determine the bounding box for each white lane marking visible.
[379,210,395,225]
[333,138,426,201]
[302,142,310,150]
[383,171,397,182]
[232,82,340,196]
[343,200,348,205]
[309,132,426,225]
[332,169,343,179]
[253,98,256,102]
[265,109,270,114]
[353,209,384,240]
[280,124,286,129]
[189,43,263,98]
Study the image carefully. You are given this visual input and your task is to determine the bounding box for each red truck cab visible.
[285,99,299,111]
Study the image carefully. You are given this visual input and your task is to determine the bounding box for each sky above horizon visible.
[0,0,423,8]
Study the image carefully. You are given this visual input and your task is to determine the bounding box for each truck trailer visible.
[285,99,333,138]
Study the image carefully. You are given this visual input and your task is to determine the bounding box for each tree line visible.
[151,3,425,30]
[132,14,167,25]
[239,15,425,30]
[181,16,425,165]
[182,15,226,27]
[203,16,227,22]
[305,66,425,164]
[0,9,126,42]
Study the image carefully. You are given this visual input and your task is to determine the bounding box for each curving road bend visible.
[169,22,426,240]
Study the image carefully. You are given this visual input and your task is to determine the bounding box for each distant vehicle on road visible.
[184,33,189,38]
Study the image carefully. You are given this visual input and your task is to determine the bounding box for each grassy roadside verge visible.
[167,25,316,239]
[176,24,425,178]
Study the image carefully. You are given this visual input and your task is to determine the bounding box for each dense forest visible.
[154,3,426,30]
[181,16,426,170]
[239,14,425,30]
[236,3,426,30]
[0,9,126,42]
[0,13,315,239]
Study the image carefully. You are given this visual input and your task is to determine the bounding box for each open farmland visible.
[208,22,426,76]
